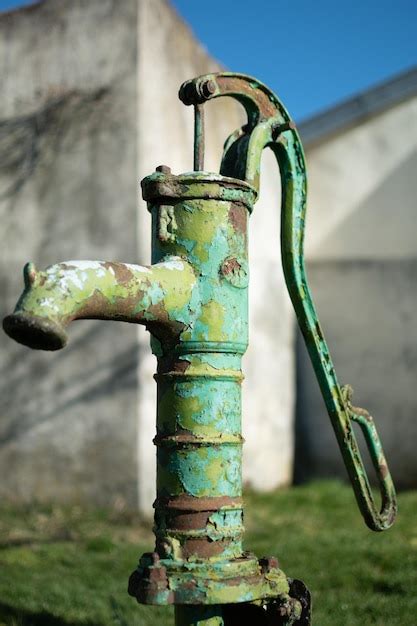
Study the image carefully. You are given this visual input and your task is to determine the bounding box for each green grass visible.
[0,481,415,625]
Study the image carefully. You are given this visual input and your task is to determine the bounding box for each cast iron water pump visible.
[3,73,397,625]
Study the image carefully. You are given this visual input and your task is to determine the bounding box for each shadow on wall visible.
[0,321,138,448]
[0,88,110,201]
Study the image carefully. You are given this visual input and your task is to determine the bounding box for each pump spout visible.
[3,257,196,351]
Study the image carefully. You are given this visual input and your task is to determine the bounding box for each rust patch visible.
[379,463,388,479]
[146,301,169,323]
[259,556,279,573]
[144,301,185,348]
[164,510,211,531]
[228,202,247,235]
[215,75,277,118]
[157,356,191,375]
[147,320,185,351]
[181,538,233,559]
[154,432,224,447]
[75,289,142,322]
[103,261,134,283]
[222,257,242,275]
[154,494,242,512]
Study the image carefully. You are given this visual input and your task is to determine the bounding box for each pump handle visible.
[179,73,397,532]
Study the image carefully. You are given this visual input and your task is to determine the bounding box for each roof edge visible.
[298,65,417,148]
[0,0,45,17]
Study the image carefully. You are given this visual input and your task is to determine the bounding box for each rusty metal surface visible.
[3,71,397,625]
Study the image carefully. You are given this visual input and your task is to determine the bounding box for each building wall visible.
[136,0,296,507]
[296,96,417,487]
[0,0,140,507]
[0,0,296,513]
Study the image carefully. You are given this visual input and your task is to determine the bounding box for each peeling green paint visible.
[3,71,396,626]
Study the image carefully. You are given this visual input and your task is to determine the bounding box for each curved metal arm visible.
[272,132,397,531]
[179,72,397,531]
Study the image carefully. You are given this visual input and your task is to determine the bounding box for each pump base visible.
[129,551,296,607]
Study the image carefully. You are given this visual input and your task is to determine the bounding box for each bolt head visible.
[259,555,279,572]
[156,165,171,174]
[201,79,216,98]
[150,551,160,564]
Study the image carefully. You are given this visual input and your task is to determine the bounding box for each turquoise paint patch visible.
[176,381,241,435]
[191,353,242,370]
[173,445,242,497]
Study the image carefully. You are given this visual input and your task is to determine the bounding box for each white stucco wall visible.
[0,0,296,513]
[136,0,295,511]
[305,96,417,260]
[0,0,141,507]
[296,94,417,487]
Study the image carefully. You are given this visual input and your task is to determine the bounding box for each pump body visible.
[126,170,306,621]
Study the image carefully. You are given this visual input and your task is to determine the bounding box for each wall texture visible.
[0,0,140,507]
[0,0,296,513]
[296,93,417,487]
[135,0,296,508]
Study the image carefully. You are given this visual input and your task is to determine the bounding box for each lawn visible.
[0,481,415,625]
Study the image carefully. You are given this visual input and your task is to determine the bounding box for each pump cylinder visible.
[146,172,254,565]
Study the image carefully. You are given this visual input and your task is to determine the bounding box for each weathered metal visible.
[3,72,397,625]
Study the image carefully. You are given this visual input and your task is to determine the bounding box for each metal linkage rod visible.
[194,103,205,171]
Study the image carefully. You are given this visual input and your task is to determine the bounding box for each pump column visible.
[153,347,245,564]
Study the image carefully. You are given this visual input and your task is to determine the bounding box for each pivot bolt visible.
[200,78,216,99]
[150,552,160,564]
[259,555,280,573]
[155,165,171,174]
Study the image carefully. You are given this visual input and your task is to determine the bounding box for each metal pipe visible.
[3,258,196,351]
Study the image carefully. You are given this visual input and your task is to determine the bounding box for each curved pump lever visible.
[179,72,397,531]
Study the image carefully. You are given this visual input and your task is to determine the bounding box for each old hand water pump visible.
[3,73,396,625]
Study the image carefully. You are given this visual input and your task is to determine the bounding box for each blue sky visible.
[170,0,417,120]
[1,0,416,120]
